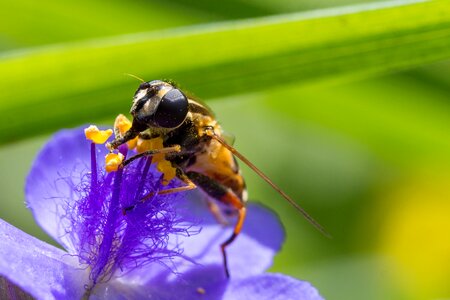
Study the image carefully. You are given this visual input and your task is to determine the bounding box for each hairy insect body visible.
[116,90,245,209]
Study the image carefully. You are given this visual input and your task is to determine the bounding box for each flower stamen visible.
[137,137,177,185]
[84,125,113,144]
[105,153,125,173]
[114,114,138,150]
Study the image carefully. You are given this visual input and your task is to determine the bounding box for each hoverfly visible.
[107,79,329,278]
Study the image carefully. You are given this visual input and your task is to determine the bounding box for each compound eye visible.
[153,89,188,128]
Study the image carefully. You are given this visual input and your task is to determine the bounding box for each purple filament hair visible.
[64,141,194,289]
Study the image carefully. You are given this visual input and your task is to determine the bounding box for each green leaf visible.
[0,0,449,143]
[0,0,215,51]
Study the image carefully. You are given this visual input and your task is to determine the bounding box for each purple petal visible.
[225,273,324,300]
[161,272,323,300]
[0,219,87,299]
[99,272,322,299]
[179,202,285,278]
[25,128,95,251]
[122,202,284,285]
[25,126,293,299]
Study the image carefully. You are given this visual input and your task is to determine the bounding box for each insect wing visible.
[209,131,331,238]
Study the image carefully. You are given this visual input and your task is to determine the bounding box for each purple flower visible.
[0,127,323,299]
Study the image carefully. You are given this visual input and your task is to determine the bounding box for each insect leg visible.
[122,168,196,214]
[107,118,147,150]
[185,171,246,278]
[107,126,140,150]
[121,145,181,167]
[220,207,246,278]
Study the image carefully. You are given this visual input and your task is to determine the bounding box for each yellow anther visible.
[137,137,177,185]
[157,160,177,185]
[114,114,137,149]
[114,114,132,135]
[85,125,113,144]
[127,138,138,150]
[105,153,124,173]
[137,138,161,154]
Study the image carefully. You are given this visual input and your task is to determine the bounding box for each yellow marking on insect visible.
[84,125,113,144]
[114,114,137,149]
[137,137,177,185]
[105,152,124,173]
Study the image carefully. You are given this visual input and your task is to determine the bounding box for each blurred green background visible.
[0,0,449,299]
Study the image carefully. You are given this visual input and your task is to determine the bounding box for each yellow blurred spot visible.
[114,114,137,149]
[105,153,124,173]
[137,137,177,185]
[378,173,450,299]
[84,125,113,144]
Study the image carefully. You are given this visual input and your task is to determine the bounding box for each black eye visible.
[153,89,188,128]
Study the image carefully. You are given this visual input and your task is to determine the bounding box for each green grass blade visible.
[0,0,449,143]
[0,0,215,51]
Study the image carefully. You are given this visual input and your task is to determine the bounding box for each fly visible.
[106,79,329,278]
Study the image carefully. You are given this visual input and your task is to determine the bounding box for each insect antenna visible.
[124,73,145,83]
[208,130,331,238]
